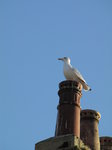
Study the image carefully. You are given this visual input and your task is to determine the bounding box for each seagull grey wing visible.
[71,67,91,91]
[71,67,86,83]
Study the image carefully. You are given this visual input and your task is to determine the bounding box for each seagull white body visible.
[58,57,91,91]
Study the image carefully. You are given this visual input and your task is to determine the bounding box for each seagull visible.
[58,57,91,91]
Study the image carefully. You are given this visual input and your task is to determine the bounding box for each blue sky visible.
[0,0,112,150]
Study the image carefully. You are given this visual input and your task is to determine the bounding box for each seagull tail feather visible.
[83,83,92,91]
[78,79,91,91]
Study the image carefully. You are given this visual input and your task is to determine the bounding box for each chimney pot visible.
[80,109,101,150]
[55,80,82,137]
[100,136,112,150]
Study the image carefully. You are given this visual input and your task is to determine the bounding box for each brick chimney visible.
[55,80,82,137]
[80,109,101,150]
[100,136,112,150]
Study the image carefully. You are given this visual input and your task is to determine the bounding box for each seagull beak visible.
[58,58,63,61]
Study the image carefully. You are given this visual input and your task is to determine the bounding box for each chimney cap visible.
[81,109,101,121]
[59,80,82,91]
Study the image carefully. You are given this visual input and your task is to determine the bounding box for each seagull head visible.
[58,57,71,64]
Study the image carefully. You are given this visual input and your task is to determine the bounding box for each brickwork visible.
[35,134,90,150]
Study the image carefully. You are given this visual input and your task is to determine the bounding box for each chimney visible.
[55,80,82,137]
[100,136,112,150]
[80,109,101,150]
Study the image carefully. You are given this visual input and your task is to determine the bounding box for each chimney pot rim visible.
[59,80,82,92]
[81,109,101,120]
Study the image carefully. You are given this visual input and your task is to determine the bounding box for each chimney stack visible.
[55,80,82,137]
[80,109,101,150]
